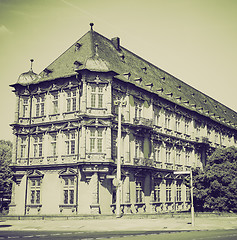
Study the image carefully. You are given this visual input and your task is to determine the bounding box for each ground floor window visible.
[186,186,191,202]
[136,181,143,203]
[154,181,161,202]
[176,183,182,202]
[63,177,75,205]
[29,178,41,204]
[166,182,172,202]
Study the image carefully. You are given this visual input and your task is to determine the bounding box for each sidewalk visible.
[0,215,237,232]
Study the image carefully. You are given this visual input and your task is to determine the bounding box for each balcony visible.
[134,157,154,167]
[133,117,153,128]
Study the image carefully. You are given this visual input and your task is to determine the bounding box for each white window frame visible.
[35,95,45,117]
[33,135,43,157]
[29,178,41,205]
[89,129,103,153]
[90,85,104,109]
[65,131,76,155]
[66,90,77,112]
[62,176,75,205]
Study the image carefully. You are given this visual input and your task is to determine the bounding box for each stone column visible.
[90,172,100,214]
[80,76,87,113]
[123,173,131,213]
[106,127,111,160]
[80,125,86,160]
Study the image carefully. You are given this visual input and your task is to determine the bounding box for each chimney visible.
[111,37,120,50]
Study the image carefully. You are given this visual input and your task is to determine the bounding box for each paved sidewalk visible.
[0,216,237,232]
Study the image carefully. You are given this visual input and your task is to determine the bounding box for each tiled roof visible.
[13,27,237,128]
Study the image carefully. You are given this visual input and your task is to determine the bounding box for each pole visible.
[116,101,121,218]
[190,169,195,227]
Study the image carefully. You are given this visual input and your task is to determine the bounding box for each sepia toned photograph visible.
[0,0,237,239]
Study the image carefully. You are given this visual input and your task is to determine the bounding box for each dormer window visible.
[141,67,147,74]
[75,43,82,51]
[74,61,82,70]
[123,72,131,80]
[134,77,142,85]
[43,68,52,77]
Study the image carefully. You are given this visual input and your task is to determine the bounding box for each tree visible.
[0,140,13,213]
[193,146,237,212]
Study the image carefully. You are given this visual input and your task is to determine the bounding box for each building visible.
[9,23,237,215]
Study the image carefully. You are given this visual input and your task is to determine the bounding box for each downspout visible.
[76,124,80,214]
[24,87,33,215]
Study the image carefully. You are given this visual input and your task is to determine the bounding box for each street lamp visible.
[113,99,126,218]
[174,169,195,227]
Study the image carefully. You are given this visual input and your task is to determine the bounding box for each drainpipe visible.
[24,87,33,215]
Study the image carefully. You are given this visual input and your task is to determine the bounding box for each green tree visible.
[193,146,237,212]
[0,140,13,212]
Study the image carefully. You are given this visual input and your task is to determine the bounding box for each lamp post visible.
[114,100,122,218]
[174,169,195,227]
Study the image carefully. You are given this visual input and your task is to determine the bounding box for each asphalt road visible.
[0,229,237,240]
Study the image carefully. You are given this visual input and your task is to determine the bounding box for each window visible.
[176,148,181,164]
[63,177,75,205]
[154,107,160,126]
[184,119,189,134]
[66,90,77,112]
[186,187,191,201]
[89,129,103,152]
[166,147,171,163]
[135,104,142,120]
[65,132,76,155]
[175,116,180,132]
[176,183,182,202]
[30,178,41,204]
[154,146,160,163]
[51,135,57,156]
[112,186,116,204]
[22,98,29,117]
[165,112,171,129]
[52,93,59,114]
[20,137,27,158]
[33,135,43,157]
[136,181,143,203]
[154,181,161,202]
[166,182,172,202]
[185,151,190,166]
[35,96,45,117]
[90,85,104,108]
[215,131,219,143]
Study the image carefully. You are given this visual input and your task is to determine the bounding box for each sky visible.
[0,0,237,141]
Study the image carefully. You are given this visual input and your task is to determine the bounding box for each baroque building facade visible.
[9,24,237,215]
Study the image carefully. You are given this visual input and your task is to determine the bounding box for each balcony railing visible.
[133,117,153,128]
[134,157,154,167]
[61,154,77,163]
[16,158,28,165]
[47,156,58,164]
[29,157,44,165]
[165,162,173,170]
[175,164,183,171]
[85,153,106,162]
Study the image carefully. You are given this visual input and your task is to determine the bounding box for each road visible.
[0,229,237,240]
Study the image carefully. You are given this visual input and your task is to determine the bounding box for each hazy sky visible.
[0,0,237,141]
